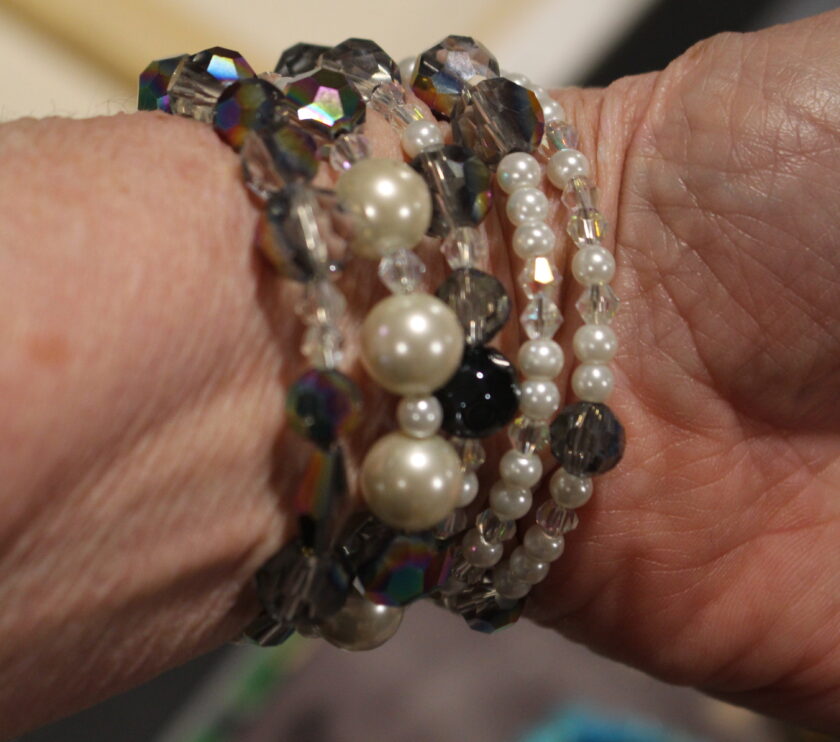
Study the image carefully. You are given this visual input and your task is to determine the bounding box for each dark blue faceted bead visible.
[549,401,625,476]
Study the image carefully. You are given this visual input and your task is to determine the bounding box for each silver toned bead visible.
[571,363,614,402]
[319,591,404,651]
[401,120,444,158]
[573,324,618,363]
[506,187,549,226]
[547,148,591,190]
[518,379,560,420]
[549,468,593,509]
[572,246,615,286]
[509,545,549,584]
[397,395,443,438]
[499,450,543,488]
[523,524,565,562]
[518,338,564,379]
[489,481,533,520]
[462,527,503,567]
[497,152,541,194]
[512,221,555,258]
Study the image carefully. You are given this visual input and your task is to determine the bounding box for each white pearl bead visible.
[336,158,432,258]
[457,471,479,507]
[399,56,417,84]
[573,324,618,363]
[523,524,565,562]
[493,563,531,600]
[462,527,503,567]
[519,379,560,420]
[504,71,532,87]
[499,450,543,489]
[547,149,591,190]
[549,468,593,509]
[509,545,549,584]
[571,363,614,403]
[397,395,443,438]
[512,222,555,258]
[361,432,462,531]
[489,481,533,520]
[360,293,464,395]
[505,187,549,226]
[518,339,564,379]
[319,591,404,651]
[401,120,443,159]
[572,246,615,286]
[497,152,541,194]
[539,98,567,123]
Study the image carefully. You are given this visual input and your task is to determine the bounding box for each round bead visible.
[457,471,480,507]
[360,293,464,395]
[505,187,549,225]
[573,324,618,363]
[462,527,503,567]
[508,545,549,584]
[572,246,616,286]
[493,563,531,600]
[518,339,564,380]
[497,152,541,194]
[285,369,362,449]
[397,395,443,438]
[572,363,614,403]
[547,148,591,189]
[489,481,532,520]
[512,222,555,258]
[539,98,566,123]
[523,524,565,562]
[335,158,432,259]
[519,379,561,421]
[361,432,462,531]
[319,591,404,651]
[504,71,532,87]
[401,120,444,159]
[499,450,543,489]
[549,401,625,476]
[550,468,593,509]
[399,56,417,84]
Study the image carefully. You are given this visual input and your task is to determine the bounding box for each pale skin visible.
[1,10,839,739]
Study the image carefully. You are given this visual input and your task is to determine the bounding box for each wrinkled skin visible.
[0,11,839,739]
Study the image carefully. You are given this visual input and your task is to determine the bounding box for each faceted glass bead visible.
[567,209,609,248]
[411,145,493,237]
[441,226,489,271]
[168,47,255,123]
[535,501,580,538]
[448,549,488,585]
[434,508,469,540]
[520,292,563,340]
[369,84,424,130]
[451,78,544,165]
[241,123,320,200]
[241,609,296,647]
[286,369,362,449]
[412,35,500,119]
[295,280,347,327]
[329,131,371,171]
[138,54,187,112]
[212,78,282,150]
[340,514,397,573]
[450,437,486,471]
[519,256,560,300]
[475,509,516,543]
[508,416,550,455]
[378,248,426,294]
[450,579,523,634]
[435,346,519,438]
[294,445,351,553]
[549,401,626,476]
[275,42,330,76]
[321,38,401,100]
[543,119,579,152]
[575,284,620,324]
[435,267,510,345]
[561,176,599,213]
[283,68,365,138]
[302,324,345,369]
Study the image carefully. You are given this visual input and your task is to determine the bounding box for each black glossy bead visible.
[549,401,625,476]
[275,42,330,76]
[435,346,519,438]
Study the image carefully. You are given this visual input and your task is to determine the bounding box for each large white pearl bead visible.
[519,379,561,420]
[397,395,443,438]
[573,324,617,363]
[497,152,541,194]
[523,524,565,562]
[572,246,615,286]
[547,148,591,189]
[499,450,543,488]
[550,467,593,508]
[505,187,549,225]
[401,120,444,158]
[319,591,404,651]
[512,222,554,258]
[360,293,464,395]
[336,158,432,259]
[518,339,564,379]
[489,481,533,520]
[361,432,462,531]
[571,363,614,402]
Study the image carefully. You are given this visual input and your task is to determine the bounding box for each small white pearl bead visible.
[539,98,566,123]
[504,71,532,87]
[505,187,549,226]
[500,450,543,489]
[523,524,565,562]
[463,528,503,567]
[401,120,443,159]
[497,152,541,194]
[518,339,564,379]
[547,149,591,190]
[509,545,549,584]
[573,324,618,363]
[571,363,614,402]
[457,471,479,507]
[397,395,442,438]
[549,468,593,509]
[519,379,560,420]
[399,56,417,83]
[489,481,533,520]
[493,563,531,600]
[572,246,615,286]
[512,222,555,258]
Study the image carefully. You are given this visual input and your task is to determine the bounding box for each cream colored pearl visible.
[547,148,591,189]
[499,450,543,488]
[519,379,560,420]
[462,527,503,567]
[457,471,480,507]
[509,545,549,584]
[505,187,549,225]
[360,293,464,395]
[512,222,554,258]
[489,481,532,520]
[572,246,615,286]
[571,363,614,403]
[518,339,564,379]
[573,324,617,363]
[493,563,531,600]
[523,524,565,562]
[549,468,593,508]
[319,591,404,651]
[497,152,541,194]
[336,158,432,259]
[361,432,462,531]
[401,120,444,159]
[397,395,443,438]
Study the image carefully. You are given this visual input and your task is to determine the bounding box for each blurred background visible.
[3,0,839,740]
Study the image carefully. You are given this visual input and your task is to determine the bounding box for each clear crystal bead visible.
[434,508,469,540]
[535,501,580,538]
[543,120,579,152]
[295,280,347,326]
[377,249,426,294]
[508,416,550,455]
[575,284,620,324]
[519,256,560,300]
[435,267,510,345]
[449,550,488,584]
[520,292,563,339]
[451,438,486,471]
[476,509,516,543]
[562,176,599,213]
[275,42,329,77]
[441,226,490,271]
[390,103,426,130]
[302,324,344,369]
[370,82,425,129]
[567,210,608,248]
[321,39,401,100]
[329,132,371,171]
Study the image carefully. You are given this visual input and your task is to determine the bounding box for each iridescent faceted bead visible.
[451,78,544,165]
[542,119,579,153]
[328,131,371,172]
[378,248,426,294]
[435,346,519,438]
[411,145,493,237]
[283,68,365,138]
[508,416,550,455]
[275,42,329,76]
[519,256,560,300]
[138,54,187,112]
[568,209,609,248]
[520,292,563,340]
[435,268,510,345]
[294,445,350,553]
[212,78,282,150]
[286,369,362,449]
[475,509,516,543]
[412,35,500,119]
[241,123,319,200]
[562,176,599,213]
[575,284,620,324]
[450,437,486,471]
[549,401,626,476]
[168,47,255,123]
[358,532,454,606]
[440,226,490,271]
[321,38,401,100]
[535,501,580,538]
